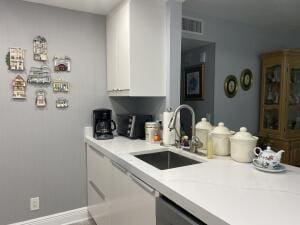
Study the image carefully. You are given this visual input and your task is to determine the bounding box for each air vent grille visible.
[182,17,203,35]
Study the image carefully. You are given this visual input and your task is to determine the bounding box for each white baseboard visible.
[9,207,90,225]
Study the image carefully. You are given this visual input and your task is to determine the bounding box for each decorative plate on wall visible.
[240,69,253,91]
[224,75,238,98]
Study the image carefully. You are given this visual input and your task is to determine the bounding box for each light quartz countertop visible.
[84,128,300,225]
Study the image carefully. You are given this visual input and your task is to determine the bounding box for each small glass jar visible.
[145,122,159,143]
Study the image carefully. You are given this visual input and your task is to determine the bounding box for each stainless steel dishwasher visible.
[156,196,206,225]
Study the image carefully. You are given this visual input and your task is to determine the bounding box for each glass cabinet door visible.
[262,64,281,131]
[287,61,300,134]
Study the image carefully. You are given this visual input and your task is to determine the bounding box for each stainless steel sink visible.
[134,151,201,170]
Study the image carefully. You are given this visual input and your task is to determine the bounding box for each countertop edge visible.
[84,135,229,225]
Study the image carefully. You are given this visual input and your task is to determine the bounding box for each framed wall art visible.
[53,80,69,93]
[56,98,69,109]
[35,89,47,107]
[53,56,71,72]
[224,75,238,98]
[12,75,26,99]
[240,68,253,91]
[6,48,25,71]
[183,64,204,100]
[33,36,48,61]
[27,65,51,85]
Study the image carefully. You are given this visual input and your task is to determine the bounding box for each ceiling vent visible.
[182,16,203,35]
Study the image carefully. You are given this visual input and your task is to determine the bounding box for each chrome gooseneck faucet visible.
[168,104,201,153]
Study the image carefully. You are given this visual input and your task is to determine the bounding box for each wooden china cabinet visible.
[259,49,300,167]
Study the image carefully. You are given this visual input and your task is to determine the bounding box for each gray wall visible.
[182,10,300,133]
[0,1,110,224]
[110,97,166,121]
[180,43,215,136]
[181,43,215,122]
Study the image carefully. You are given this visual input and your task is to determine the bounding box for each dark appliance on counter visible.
[117,114,152,139]
[93,109,116,140]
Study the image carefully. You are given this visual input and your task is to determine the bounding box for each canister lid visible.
[231,127,257,141]
[145,122,158,128]
[196,118,213,130]
[211,122,232,135]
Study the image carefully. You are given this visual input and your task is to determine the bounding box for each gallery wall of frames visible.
[7,36,71,109]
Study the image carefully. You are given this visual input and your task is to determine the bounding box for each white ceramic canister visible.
[145,122,159,143]
[211,122,234,156]
[196,118,213,149]
[230,127,259,163]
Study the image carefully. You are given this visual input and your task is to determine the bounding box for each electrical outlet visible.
[30,197,39,211]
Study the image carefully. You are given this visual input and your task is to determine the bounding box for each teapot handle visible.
[253,147,262,157]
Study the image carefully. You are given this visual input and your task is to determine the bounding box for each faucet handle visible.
[191,136,203,153]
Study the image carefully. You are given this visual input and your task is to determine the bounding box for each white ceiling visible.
[22,0,300,30]
[183,0,300,30]
[23,0,123,15]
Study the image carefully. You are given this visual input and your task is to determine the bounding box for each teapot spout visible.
[275,150,285,161]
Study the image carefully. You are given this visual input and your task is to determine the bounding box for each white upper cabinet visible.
[106,0,166,97]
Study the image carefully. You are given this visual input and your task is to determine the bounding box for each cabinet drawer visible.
[88,180,110,225]
[87,145,111,197]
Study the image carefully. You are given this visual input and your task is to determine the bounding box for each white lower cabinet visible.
[110,161,131,225]
[86,144,156,225]
[87,180,111,225]
[127,174,157,225]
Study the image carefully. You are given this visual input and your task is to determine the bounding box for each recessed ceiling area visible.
[182,38,212,52]
[183,0,300,31]
[22,0,123,15]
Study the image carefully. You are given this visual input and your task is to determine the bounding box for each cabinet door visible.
[88,180,110,225]
[115,2,130,91]
[110,161,131,225]
[286,56,300,137]
[260,56,284,136]
[110,161,156,225]
[107,12,118,91]
[291,141,300,166]
[128,174,156,225]
[87,145,111,198]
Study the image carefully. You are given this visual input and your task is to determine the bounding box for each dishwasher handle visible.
[129,173,158,196]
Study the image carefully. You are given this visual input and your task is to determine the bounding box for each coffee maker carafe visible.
[93,109,116,140]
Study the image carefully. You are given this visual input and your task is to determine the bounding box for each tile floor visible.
[69,218,96,225]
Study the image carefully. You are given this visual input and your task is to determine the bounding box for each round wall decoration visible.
[240,69,253,91]
[224,75,238,98]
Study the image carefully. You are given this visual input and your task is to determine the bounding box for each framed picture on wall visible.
[184,64,204,100]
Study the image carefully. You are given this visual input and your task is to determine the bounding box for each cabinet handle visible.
[89,145,105,158]
[129,174,156,195]
[111,161,127,174]
[89,180,106,200]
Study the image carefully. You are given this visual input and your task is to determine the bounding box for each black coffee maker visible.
[93,109,116,140]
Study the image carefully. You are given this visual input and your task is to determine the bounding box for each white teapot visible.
[253,146,284,169]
